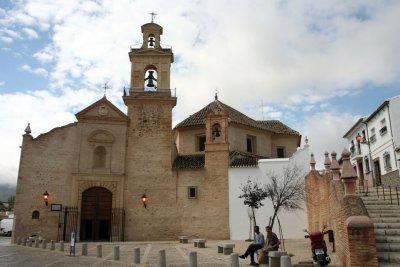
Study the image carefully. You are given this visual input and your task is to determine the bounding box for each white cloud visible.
[297,111,360,169]
[22,27,38,39]
[0,89,101,184]
[0,81,5,86]
[4,29,22,39]
[1,36,13,43]
[33,46,54,63]
[20,64,48,77]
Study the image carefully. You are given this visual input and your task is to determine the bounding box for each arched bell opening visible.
[144,65,158,91]
[212,123,222,141]
[148,34,156,48]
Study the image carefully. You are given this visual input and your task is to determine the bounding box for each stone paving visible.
[0,237,342,267]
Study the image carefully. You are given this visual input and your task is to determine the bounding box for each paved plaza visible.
[0,237,342,267]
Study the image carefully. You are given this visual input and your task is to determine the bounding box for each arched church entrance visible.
[80,187,112,241]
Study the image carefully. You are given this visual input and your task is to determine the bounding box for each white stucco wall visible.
[229,145,310,240]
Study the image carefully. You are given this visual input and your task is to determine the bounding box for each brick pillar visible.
[331,151,340,181]
[324,151,331,172]
[341,149,357,196]
[346,216,378,267]
[310,153,316,170]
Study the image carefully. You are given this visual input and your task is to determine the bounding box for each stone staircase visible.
[358,187,400,267]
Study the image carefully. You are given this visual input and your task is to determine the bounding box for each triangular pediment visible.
[75,97,128,123]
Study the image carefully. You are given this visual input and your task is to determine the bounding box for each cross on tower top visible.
[149,12,157,23]
[103,83,110,97]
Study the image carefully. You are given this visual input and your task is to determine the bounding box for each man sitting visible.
[239,225,265,266]
[257,226,280,265]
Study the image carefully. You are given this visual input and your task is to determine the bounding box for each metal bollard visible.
[82,243,88,256]
[35,238,39,248]
[113,246,120,260]
[281,255,292,267]
[133,247,140,263]
[17,236,21,245]
[60,241,64,252]
[28,238,33,247]
[158,249,166,267]
[42,239,47,249]
[96,245,102,258]
[230,253,239,267]
[22,237,27,246]
[189,251,197,267]
[51,240,55,250]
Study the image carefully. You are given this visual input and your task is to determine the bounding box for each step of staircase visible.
[375,229,400,236]
[370,218,400,223]
[374,223,400,229]
[358,189,400,265]
[376,236,400,243]
[377,252,400,263]
[376,243,400,252]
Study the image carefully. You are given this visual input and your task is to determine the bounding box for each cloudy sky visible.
[1,0,399,185]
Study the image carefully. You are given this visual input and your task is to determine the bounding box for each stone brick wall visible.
[14,124,79,242]
[381,169,400,186]
[305,170,378,267]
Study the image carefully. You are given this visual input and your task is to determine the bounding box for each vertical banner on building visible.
[70,231,76,256]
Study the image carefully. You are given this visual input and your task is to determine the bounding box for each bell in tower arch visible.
[144,70,157,88]
[148,34,155,48]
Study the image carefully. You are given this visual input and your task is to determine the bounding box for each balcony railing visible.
[124,88,176,98]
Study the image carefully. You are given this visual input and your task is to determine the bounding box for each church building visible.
[13,22,301,242]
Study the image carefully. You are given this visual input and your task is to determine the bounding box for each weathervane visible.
[215,88,219,100]
[149,12,157,23]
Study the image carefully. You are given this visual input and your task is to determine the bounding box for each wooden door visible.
[80,187,112,241]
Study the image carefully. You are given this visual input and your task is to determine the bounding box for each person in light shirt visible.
[239,225,265,266]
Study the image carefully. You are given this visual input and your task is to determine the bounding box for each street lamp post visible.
[356,133,376,186]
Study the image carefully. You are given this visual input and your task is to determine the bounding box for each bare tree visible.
[239,178,268,227]
[264,164,306,229]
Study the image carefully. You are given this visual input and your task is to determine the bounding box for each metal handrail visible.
[359,185,400,205]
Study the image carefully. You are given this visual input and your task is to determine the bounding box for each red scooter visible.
[303,225,331,267]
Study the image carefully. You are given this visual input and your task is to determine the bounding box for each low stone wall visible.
[305,150,378,267]
[381,170,400,187]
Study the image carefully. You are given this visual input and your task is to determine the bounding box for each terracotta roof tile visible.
[257,120,300,135]
[229,150,268,168]
[172,150,268,169]
[175,99,299,135]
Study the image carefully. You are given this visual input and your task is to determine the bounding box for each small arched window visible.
[93,146,106,168]
[32,210,40,219]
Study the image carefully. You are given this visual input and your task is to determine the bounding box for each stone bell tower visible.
[123,21,178,241]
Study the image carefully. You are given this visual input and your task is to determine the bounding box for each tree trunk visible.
[252,207,257,241]
[270,208,279,229]
[252,207,257,227]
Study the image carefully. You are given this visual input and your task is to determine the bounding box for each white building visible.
[343,95,400,187]
[229,143,309,239]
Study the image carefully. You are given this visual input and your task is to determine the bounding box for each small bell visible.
[212,127,221,139]
[144,70,157,88]
[148,37,155,47]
